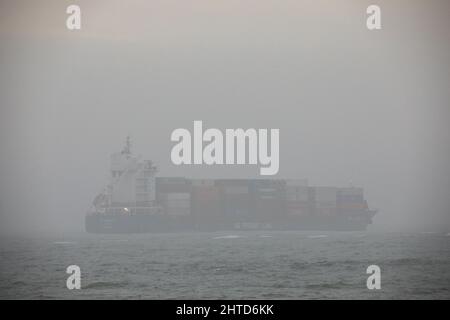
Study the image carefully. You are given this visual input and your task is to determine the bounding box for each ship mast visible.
[122,136,132,155]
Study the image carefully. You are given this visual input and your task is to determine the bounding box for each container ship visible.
[85,139,377,233]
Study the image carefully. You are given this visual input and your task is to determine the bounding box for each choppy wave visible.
[213,235,245,239]
[53,241,77,245]
[83,281,130,290]
[1,232,449,299]
[307,235,328,239]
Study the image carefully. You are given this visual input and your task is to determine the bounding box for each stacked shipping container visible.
[252,179,286,226]
[314,187,338,217]
[191,179,223,230]
[337,187,368,216]
[215,180,254,226]
[153,178,373,230]
[286,179,311,217]
[156,177,191,216]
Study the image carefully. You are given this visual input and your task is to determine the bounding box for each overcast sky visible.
[0,0,449,235]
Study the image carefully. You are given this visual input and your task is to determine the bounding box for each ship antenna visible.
[122,136,131,155]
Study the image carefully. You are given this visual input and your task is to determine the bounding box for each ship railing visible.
[93,205,161,216]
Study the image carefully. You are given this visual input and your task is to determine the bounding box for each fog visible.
[0,0,449,236]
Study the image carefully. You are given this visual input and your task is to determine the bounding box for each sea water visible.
[0,231,449,299]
